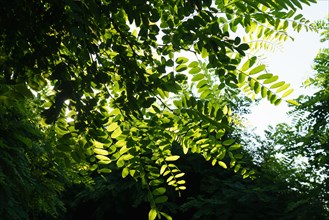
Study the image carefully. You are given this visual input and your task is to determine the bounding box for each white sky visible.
[247,0,329,135]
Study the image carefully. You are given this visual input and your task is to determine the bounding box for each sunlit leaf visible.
[148,208,157,220]
[282,88,294,98]
[276,83,290,93]
[287,99,299,106]
[93,148,109,155]
[121,167,129,178]
[111,127,122,139]
[175,64,188,72]
[176,57,189,64]
[165,155,180,161]
[218,161,227,169]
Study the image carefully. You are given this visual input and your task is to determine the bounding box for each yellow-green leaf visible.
[263,75,278,84]
[249,64,266,75]
[175,64,188,72]
[95,155,111,161]
[276,83,290,93]
[107,122,119,132]
[165,155,180,161]
[270,81,285,89]
[189,67,201,74]
[111,127,122,139]
[241,59,250,71]
[148,208,157,220]
[192,74,204,81]
[159,212,173,220]
[160,164,167,175]
[287,99,299,106]
[282,88,294,98]
[175,173,185,178]
[201,47,208,58]
[257,73,273,80]
[218,161,227,169]
[176,57,189,64]
[122,167,129,178]
[93,148,109,155]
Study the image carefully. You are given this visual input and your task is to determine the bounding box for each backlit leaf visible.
[218,161,227,169]
[249,64,266,75]
[176,64,188,72]
[165,155,180,161]
[93,148,109,155]
[287,99,299,106]
[111,127,122,139]
[276,83,290,93]
[148,208,157,220]
[176,57,189,64]
[282,88,294,98]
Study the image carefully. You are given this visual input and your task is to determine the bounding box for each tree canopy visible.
[0,0,323,219]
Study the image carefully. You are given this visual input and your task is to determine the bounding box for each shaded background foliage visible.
[0,97,66,219]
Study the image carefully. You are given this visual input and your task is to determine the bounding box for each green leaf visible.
[93,148,109,155]
[287,99,299,106]
[254,81,261,94]
[241,59,250,71]
[270,81,285,89]
[222,105,228,115]
[107,122,119,132]
[160,164,167,175]
[116,158,125,168]
[238,72,246,83]
[274,98,282,106]
[155,196,168,204]
[149,208,157,220]
[257,73,273,80]
[192,74,204,81]
[111,127,122,139]
[188,61,199,68]
[175,64,188,72]
[276,83,290,93]
[229,144,241,151]
[234,164,241,173]
[152,187,166,196]
[201,47,208,58]
[189,67,201,74]
[282,88,294,98]
[196,80,208,89]
[122,167,129,178]
[160,212,173,220]
[218,161,227,169]
[223,139,235,146]
[263,75,278,84]
[95,155,111,161]
[175,173,185,178]
[261,86,267,98]
[249,64,266,75]
[98,168,112,173]
[176,57,189,64]
[165,155,180,161]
